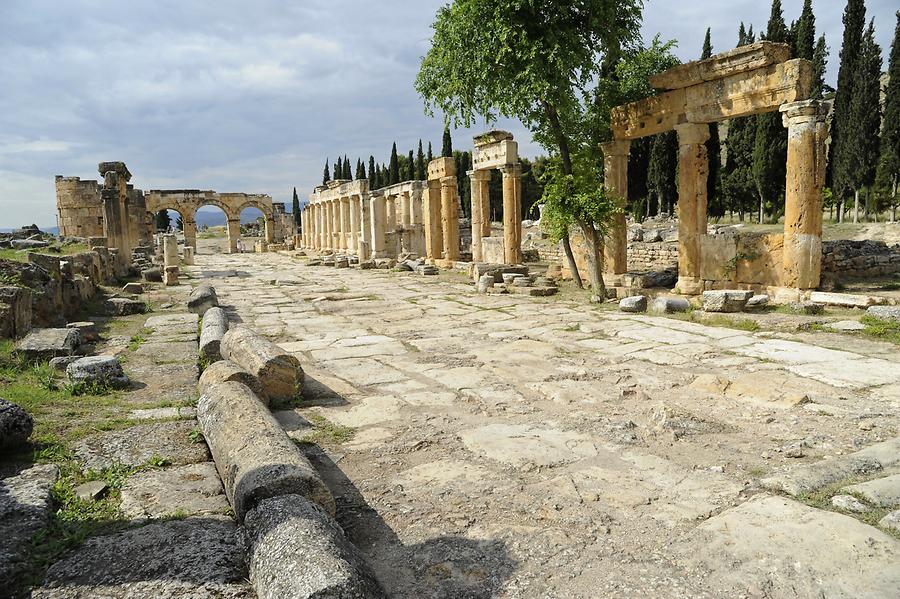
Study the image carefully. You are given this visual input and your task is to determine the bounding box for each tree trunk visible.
[853,189,859,223]
[578,220,606,300]
[864,187,870,222]
[892,177,898,223]
[757,185,765,224]
[561,233,583,289]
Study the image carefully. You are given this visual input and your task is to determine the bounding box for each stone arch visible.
[235,198,275,244]
[192,200,234,255]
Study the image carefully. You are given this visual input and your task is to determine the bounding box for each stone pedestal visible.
[440,176,460,263]
[600,141,630,275]
[674,123,711,295]
[164,265,179,286]
[469,170,492,262]
[182,219,197,250]
[182,246,195,265]
[781,100,827,290]
[500,165,522,265]
[162,234,179,268]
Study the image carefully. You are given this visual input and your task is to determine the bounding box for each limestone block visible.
[867,306,900,323]
[199,307,228,363]
[244,494,386,599]
[699,235,737,283]
[650,41,791,90]
[103,298,147,316]
[66,356,130,390]
[221,326,304,406]
[197,381,334,521]
[746,294,769,311]
[477,275,495,294]
[164,266,179,286]
[16,328,80,361]
[619,295,648,313]
[702,290,753,313]
[188,285,219,316]
[0,286,32,339]
[199,360,268,406]
[122,282,143,294]
[0,398,33,449]
[649,296,691,314]
[809,291,878,308]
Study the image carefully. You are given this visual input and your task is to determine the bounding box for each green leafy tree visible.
[441,127,453,157]
[368,156,377,188]
[389,143,400,185]
[831,0,867,220]
[875,12,900,221]
[155,209,171,232]
[416,140,427,180]
[751,0,790,223]
[846,20,883,222]
[322,159,331,185]
[416,0,643,297]
[292,187,301,227]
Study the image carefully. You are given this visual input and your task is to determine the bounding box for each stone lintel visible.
[472,139,518,171]
[473,130,514,147]
[427,157,457,180]
[612,59,813,140]
[650,41,791,91]
[98,162,132,181]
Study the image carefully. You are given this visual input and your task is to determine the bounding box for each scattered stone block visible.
[199,307,228,363]
[788,301,824,315]
[188,285,219,316]
[32,517,251,598]
[197,381,334,521]
[702,289,753,313]
[0,398,33,449]
[416,264,438,276]
[16,328,80,361]
[73,420,210,471]
[120,462,230,519]
[306,258,323,267]
[831,494,868,513]
[49,356,79,372]
[67,356,130,390]
[619,295,648,313]
[66,321,99,343]
[122,282,144,295]
[141,267,162,283]
[358,260,375,269]
[502,273,526,285]
[745,294,769,311]
[477,274,495,294]
[0,464,58,587]
[74,481,108,502]
[164,265,180,286]
[508,286,557,297]
[244,494,386,599]
[221,326,304,406]
[0,286,32,339]
[879,510,900,533]
[842,474,900,508]
[649,296,691,314]
[532,276,557,288]
[103,297,147,316]
[867,305,900,323]
[809,291,879,308]
[824,320,866,332]
[335,257,350,268]
[199,360,268,405]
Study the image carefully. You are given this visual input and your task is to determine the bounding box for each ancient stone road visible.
[192,252,900,599]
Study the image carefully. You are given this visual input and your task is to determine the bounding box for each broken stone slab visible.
[824,320,867,332]
[49,356,79,372]
[16,327,80,361]
[831,494,868,513]
[197,381,334,521]
[0,464,58,587]
[66,321,99,343]
[867,305,900,323]
[0,398,33,449]
[502,273,526,285]
[477,274,495,294]
[66,356,130,390]
[619,295,648,313]
[244,494,386,599]
[417,265,439,276]
[880,510,900,534]
[745,294,769,311]
[141,267,162,283]
[649,296,691,314]
[120,462,230,519]
[358,260,375,269]
[73,420,210,471]
[74,480,108,502]
[33,517,252,598]
[787,300,824,315]
[809,291,880,308]
[199,360,269,406]
[10,239,48,250]
[679,494,900,598]
[701,289,753,313]
[188,285,219,316]
[508,286,558,297]
[200,307,229,363]
[121,282,144,295]
[103,297,147,316]
[469,263,529,283]
[842,474,900,508]
[221,326,304,407]
[762,436,900,496]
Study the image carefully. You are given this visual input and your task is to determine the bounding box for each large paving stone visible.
[73,421,210,471]
[120,462,229,519]
[842,473,900,509]
[866,305,900,322]
[33,517,252,598]
[460,423,598,468]
[679,494,900,598]
[0,464,58,586]
[15,328,80,361]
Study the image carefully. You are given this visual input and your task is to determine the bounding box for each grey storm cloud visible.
[0,0,896,227]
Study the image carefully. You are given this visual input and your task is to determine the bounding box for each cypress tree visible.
[427,142,434,162]
[368,156,377,188]
[343,155,352,179]
[751,0,790,223]
[389,143,400,185]
[794,0,816,60]
[646,132,678,216]
[831,0,867,220]
[374,165,382,189]
[292,187,301,227]
[846,20,883,222]
[723,24,758,220]
[155,210,171,232]
[701,29,723,218]
[359,160,367,181]
[323,159,331,185]
[442,127,453,157]
[875,12,900,221]
[333,157,341,181]
[405,150,413,180]
[812,35,829,100]
[416,140,426,180]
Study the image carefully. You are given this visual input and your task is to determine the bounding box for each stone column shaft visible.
[340,198,350,251]
[360,195,372,260]
[226,219,240,254]
[440,176,460,263]
[782,100,828,289]
[330,200,339,251]
[674,123,711,295]
[411,189,425,256]
[423,184,443,262]
[182,219,198,251]
[500,165,523,265]
[349,196,360,254]
[370,195,387,258]
[469,170,492,262]
[600,141,631,276]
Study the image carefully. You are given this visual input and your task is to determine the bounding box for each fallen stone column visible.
[188,285,219,316]
[220,326,303,406]
[199,307,228,363]
[245,494,386,599]
[199,359,268,405]
[197,381,334,521]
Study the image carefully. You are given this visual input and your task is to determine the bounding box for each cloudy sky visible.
[0,0,896,228]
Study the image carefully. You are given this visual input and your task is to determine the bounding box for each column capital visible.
[674,122,710,145]
[468,169,492,181]
[499,164,521,177]
[440,175,458,186]
[780,99,827,128]
[600,140,631,157]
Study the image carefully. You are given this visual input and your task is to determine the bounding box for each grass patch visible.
[860,315,900,345]
[127,327,152,352]
[303,413,354,445]
[794,475,899,539]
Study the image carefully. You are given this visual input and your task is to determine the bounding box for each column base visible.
[675,276,704,295]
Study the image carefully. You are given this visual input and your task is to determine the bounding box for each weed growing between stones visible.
[794,475,900,540]
[188,427,205,444]
[860,316,900,345]
[127,327,152,352]
[301,413,355,446]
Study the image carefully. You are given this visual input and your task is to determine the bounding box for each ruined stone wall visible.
[628,242,680,271]
[822,240,900,280]
[55,176,103,238]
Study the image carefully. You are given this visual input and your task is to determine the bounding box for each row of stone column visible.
[601,99,828,291]
[467,165,523,265]
[177,216,275,255]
